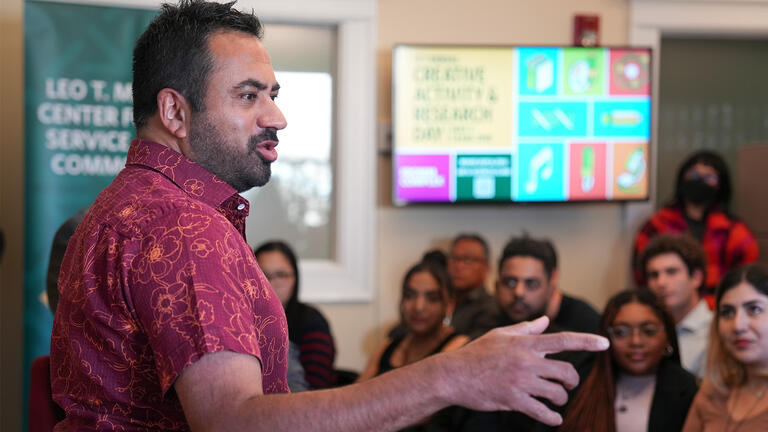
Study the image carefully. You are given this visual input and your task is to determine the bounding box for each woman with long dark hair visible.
[683,264,768,430]
[560,289,697,432]
[254,240,336,389]
[633,151,759,303]
[357,258,468,382]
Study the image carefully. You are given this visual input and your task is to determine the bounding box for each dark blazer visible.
[647,359,699,432]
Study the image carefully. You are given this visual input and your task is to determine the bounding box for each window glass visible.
[242,24,337,260]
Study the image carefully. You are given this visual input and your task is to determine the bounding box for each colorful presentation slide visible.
[392,45,651,205]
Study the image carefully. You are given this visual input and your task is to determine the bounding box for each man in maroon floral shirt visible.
[50,1,608,430]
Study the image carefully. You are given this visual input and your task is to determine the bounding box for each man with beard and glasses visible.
[426,236,599,431]
[49,1,609,431]
[633,150,759,306]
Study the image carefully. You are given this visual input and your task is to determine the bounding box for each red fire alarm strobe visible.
[574,14,600,47]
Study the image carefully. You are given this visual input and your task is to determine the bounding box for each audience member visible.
[358,259,469,383]
[560,289,698,432]
[46,207,89,314]
[286,341,309,392]
[359,257,469,430]
[633,150,759,304]
[497,235,600,333]
[445,233,499,339]
[254,240,337,389]
[641,233,711,378]
[682,264,768,431]
[426,237,600,432]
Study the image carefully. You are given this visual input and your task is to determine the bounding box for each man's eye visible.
[748,305,763,315]
[270,94,278,101]
[502,278,518,289]
[242,93,257,101]
[525,279,541,290]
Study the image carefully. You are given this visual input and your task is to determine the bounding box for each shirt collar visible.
[678,299,713,333]
[126,139,247,212]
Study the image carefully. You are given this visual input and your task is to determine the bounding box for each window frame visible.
[48,0,378,302]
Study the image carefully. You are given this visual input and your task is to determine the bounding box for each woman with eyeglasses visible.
[254,240,336,390]
[559,289,698,432]
[682,264,768,431]
[633,151,759,305]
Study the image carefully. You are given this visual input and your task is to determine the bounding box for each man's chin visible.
[234,163,271,192]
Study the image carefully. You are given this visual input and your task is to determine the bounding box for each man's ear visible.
[494,279,503,299]
[691,268,704,291]
[157,88,191,139]
[549,268,559,288]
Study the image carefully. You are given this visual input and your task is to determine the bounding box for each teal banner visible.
[24,1,156,428]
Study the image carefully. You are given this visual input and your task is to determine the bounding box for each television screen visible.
[392,45,652,204]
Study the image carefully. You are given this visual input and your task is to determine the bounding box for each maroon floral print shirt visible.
[50,140,289,431]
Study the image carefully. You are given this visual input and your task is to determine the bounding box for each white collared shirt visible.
[677,299,713,378]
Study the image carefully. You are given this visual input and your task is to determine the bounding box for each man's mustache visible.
[247,128,279,155]
[510,300,530,310]
[252,128,279,145]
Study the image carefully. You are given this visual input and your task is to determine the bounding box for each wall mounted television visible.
[392,45,652,205]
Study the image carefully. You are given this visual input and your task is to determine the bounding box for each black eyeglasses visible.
[606,324,662,341]
[264,271,294,282]
[499,276,542,291]
[448,255,485,265]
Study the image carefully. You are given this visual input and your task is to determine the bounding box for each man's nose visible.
[258,99,287,130]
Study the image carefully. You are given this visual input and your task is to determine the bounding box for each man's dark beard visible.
[189,114,277,192]
[505,300,545,324]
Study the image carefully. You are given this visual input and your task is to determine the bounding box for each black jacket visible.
[646,359,698,432]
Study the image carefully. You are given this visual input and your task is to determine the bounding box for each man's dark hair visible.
[450,233,490,263]
[133,0,264,129]
[499,235,558,278]
[671,150,732,209]
[640,233,706,285]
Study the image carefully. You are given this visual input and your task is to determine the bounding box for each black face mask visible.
[680,179,717,205]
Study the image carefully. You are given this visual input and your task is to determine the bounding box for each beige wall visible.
[0,0,633,429]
